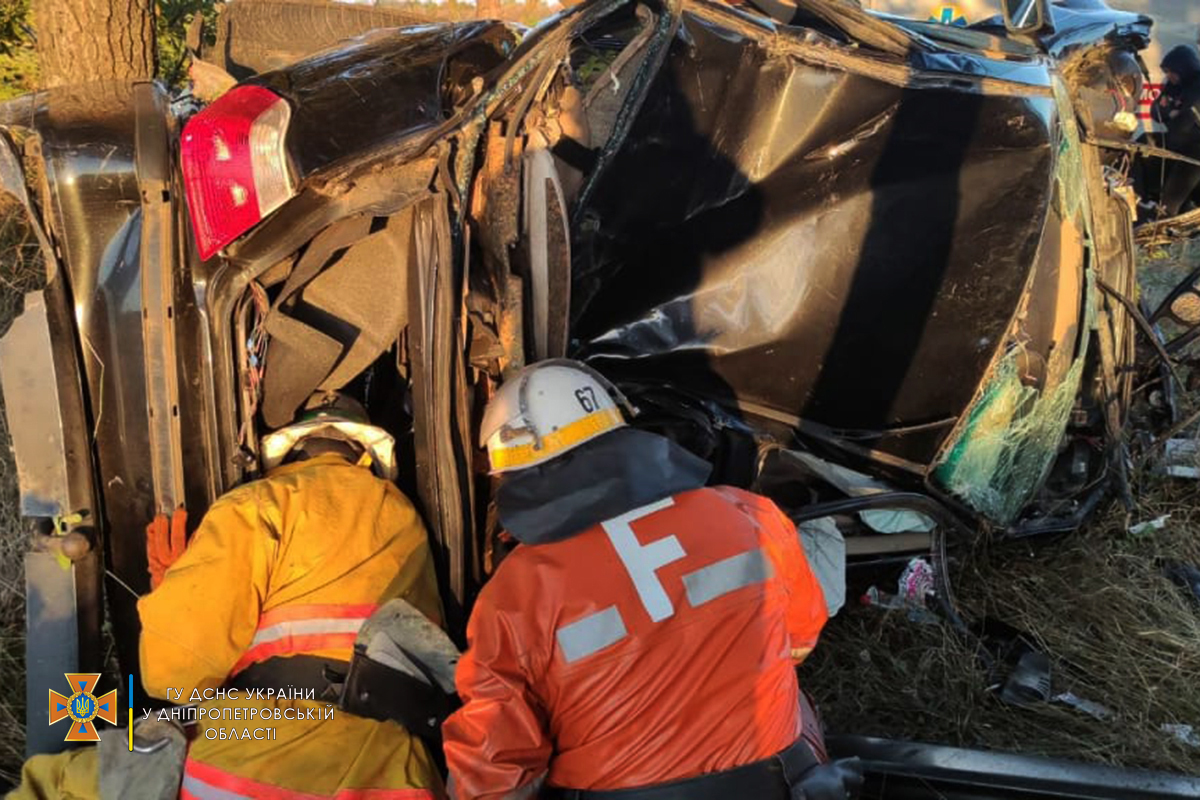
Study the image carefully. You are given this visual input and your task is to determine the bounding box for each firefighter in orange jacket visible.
[9,393,445,800]
[442,360,863,800]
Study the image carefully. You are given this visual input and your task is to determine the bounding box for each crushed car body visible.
[3,0,1200,794]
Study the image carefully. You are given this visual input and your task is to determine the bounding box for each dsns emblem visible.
[49,673,118,742]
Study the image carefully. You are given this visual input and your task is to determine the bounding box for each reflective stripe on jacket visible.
[138,453,443,694]
[182,756,437,800]
[231,603,380,674]
[443,486,828,799]
[137,453,446,798]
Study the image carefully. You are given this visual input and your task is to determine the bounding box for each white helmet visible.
[480,360,634,474]
[260,392,398,480]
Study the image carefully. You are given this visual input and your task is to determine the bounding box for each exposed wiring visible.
[247,281,269,400]
[236,281,269,451]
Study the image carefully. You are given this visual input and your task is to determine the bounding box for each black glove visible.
[790,757,865,800]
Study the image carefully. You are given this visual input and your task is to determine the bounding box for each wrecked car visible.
[3,0,1199,794]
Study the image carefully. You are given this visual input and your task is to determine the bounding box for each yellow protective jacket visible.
[8,453,445,800]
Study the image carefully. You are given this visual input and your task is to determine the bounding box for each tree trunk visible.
[32,0,156,89]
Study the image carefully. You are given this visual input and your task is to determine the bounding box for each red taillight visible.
[181,85,295,260]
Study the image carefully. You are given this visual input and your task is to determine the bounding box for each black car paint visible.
[251,21,517,179]
[0,125,106,758]
[1,84,189,717]
[568,16,1059,468]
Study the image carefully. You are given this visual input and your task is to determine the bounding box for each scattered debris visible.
[898,557,936,605]
[978,618,1116,720]
[860,587,940,624]
[1127,514,1170,536]
[1000,650,1052,707]
[860,557,940,624]
[1054,691,1115,722]
[1163,438,1200,479]
[1112,111,1139,136]
[1162,724,1200,749]
[805,494,1200,776]
[860,586,906,611]
[1162,561,1200,607]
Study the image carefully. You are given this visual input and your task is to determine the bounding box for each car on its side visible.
[3,0,1198,794]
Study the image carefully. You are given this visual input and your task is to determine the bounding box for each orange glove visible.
[146,507,188,590]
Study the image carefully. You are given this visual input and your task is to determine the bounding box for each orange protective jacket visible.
[143,453,445,799]
[8,454,446,800]
[149,453,445,799]
[443,486,828,798]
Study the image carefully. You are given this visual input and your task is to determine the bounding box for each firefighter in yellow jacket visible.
[8,393,446,800]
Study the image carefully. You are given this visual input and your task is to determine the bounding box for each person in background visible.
[8,392,446,800]
[1157,45,1200,217]
[442,359,862,800]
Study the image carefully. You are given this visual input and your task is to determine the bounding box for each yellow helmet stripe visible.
[489,407,624,471]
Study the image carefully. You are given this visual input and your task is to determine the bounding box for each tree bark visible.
[476,0,503,20]
[32,0,156,89]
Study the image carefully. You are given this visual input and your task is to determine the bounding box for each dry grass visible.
[804,240,1200,777]
[804,485,1200,775]
[0,202,47,786]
